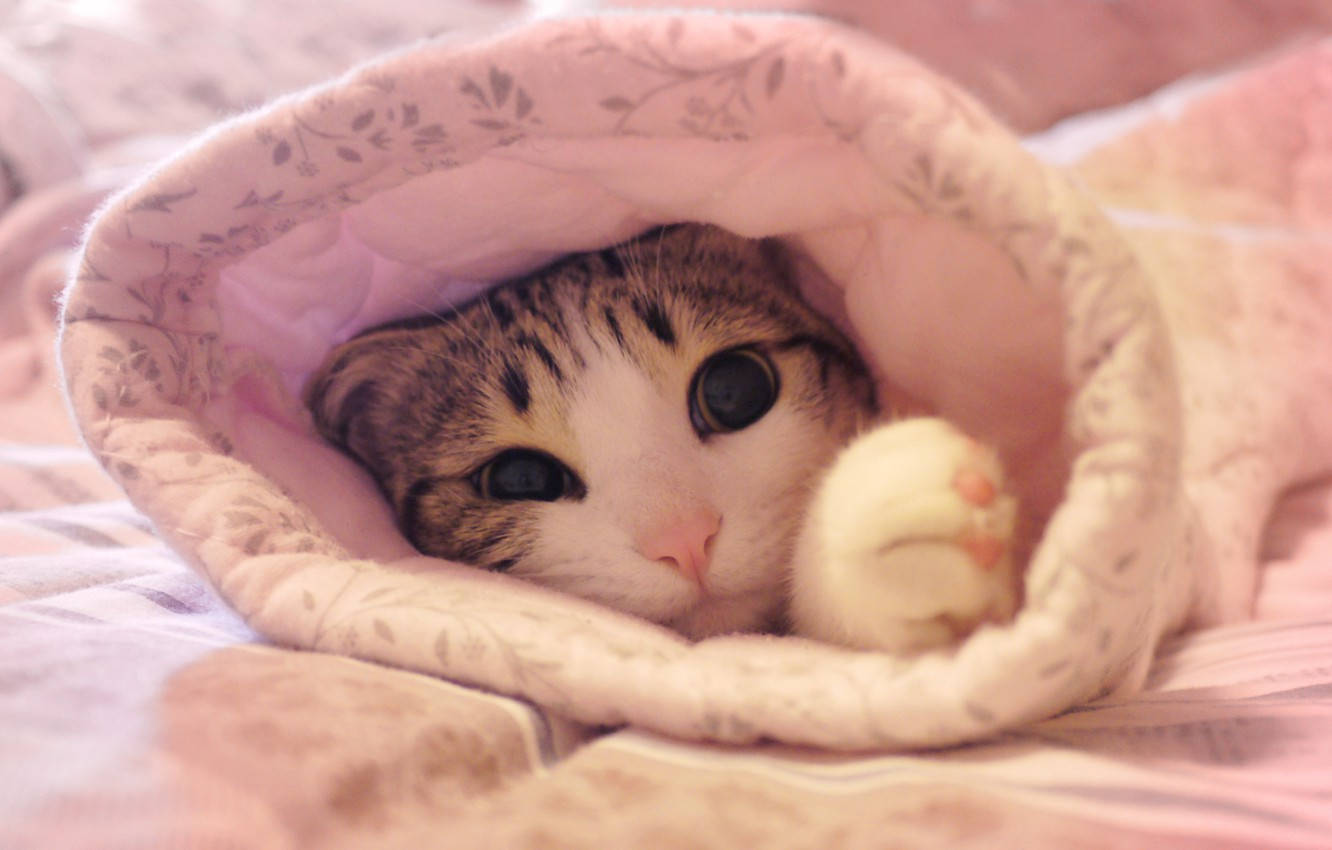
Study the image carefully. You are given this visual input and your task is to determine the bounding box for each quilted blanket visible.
[56,10,1332,750]
[5,2,1332,847]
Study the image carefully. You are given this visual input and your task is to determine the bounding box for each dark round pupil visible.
[697,349,776,432]
[485,450,565,501]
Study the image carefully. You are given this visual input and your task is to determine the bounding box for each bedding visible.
[4,2,1332,847]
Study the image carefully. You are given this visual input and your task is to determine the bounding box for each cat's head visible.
[305,224,877,638]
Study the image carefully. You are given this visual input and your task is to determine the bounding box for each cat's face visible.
[305,225,876,638]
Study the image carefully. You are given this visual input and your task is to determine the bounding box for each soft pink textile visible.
[57,10,1244,750]
[2,3,1329,847]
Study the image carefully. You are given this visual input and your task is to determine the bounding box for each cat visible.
[304,224,1019,652]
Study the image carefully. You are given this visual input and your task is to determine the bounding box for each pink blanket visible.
[55,9,1332,751]
[4,2,1331,847]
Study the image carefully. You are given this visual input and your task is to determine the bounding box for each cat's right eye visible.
[474,449,575,501]
[690,347,779,436]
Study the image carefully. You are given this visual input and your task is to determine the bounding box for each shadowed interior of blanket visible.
[54,11,1328,751]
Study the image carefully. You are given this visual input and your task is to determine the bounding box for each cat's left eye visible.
[690,347,779,436]
[475,449,575,501]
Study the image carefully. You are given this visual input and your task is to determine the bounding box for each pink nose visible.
[635,508,721,590]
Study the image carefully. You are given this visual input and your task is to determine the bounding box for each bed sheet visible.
[3,437,1329,848]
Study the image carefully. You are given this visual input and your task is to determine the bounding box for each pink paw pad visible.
[952,467,997,507]
[960,532,1006,571]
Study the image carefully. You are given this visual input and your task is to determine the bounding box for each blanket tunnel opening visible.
[59,13,1187,750]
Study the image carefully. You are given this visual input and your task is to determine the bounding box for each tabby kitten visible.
[306,225,1018,651]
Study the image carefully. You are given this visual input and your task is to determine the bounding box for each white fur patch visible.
[524,347,844,638]
[790,418,1019,652]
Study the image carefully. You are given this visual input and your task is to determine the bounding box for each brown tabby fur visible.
[305,224,876,583]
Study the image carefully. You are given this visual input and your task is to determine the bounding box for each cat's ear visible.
[303,332,401,472]
[756,236,802,296]
[672,222,803,297]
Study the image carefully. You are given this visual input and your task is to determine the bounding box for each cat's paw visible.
[790,417,1019,653]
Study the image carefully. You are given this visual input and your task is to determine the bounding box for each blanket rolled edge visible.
[56,11,1191,749]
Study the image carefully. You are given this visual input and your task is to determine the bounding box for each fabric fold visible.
[61,11,1198,749]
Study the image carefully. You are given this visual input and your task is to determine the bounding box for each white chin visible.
[667,590,782,640]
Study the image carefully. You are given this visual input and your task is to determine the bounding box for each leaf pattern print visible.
[461,66,539,143]
[568,21,788,138]
[56,11,1194,750]
[130,188,199,214]
[90,332,184,415]
[892,153,971,218]
[254,95,456,197]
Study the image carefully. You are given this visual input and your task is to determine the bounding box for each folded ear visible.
[304,330,406,478]
[756,236,802,296]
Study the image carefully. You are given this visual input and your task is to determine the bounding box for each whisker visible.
[528,572,608,588]
[651,224,668,287]
[378,285,508,374]
[383,288,457,325]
